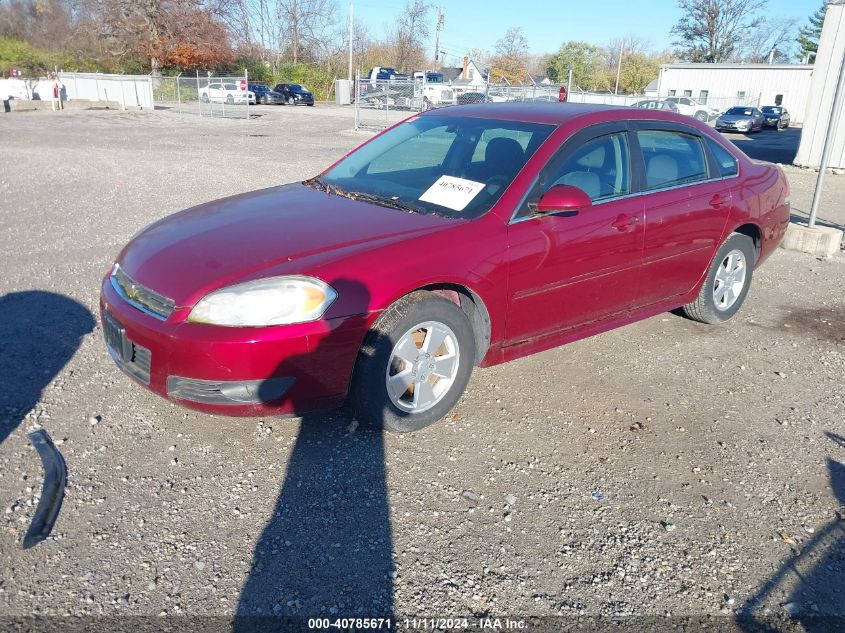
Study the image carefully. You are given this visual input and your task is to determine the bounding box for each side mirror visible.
[536,184,592,214]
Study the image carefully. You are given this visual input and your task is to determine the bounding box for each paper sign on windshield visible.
[419,176,486,211]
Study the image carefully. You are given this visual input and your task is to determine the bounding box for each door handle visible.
[710,194,728,208]
[612,213,639,232]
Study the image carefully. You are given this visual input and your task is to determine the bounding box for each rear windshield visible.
[314,115,555,219]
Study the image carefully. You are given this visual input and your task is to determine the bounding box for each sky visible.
[351,0,821,64]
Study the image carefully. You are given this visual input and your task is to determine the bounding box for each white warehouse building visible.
[655,63,814,123]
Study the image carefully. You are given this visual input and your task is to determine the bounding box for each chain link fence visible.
[151,71,251,118]
[353,78,767,131]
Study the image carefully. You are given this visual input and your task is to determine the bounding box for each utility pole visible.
[348,2,353,81]
[808,48,845,228]
[614,40,624,95]
[434,7,444,64]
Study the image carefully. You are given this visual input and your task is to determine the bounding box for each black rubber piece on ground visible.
[23,429,67,549]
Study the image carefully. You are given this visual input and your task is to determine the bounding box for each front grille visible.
[102,311,152,384]
[111,265,175,320]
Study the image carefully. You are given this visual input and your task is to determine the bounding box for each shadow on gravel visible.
[0,291,94,445]
[234,279,394,630]
[737,432,845,632]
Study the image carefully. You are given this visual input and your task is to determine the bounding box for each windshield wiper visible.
[303,177,352,197]
[346,191,420,213]
[304,179,419,213]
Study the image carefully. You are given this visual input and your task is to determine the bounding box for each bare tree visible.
[392,0,429,73]
[671,0,765,62]
[491,27,529,82]
[743,16,798,63]
[275,0,336,64]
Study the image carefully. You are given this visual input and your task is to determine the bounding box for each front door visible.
[505,126,644,347]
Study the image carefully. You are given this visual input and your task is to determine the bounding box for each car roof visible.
[420,102,702,128]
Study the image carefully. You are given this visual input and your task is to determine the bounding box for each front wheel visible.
[681,233,756,324]
[694,111,708,122]
[350,291,476,433]
[287,96,295,105]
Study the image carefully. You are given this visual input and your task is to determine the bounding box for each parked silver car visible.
[715,106,765,134]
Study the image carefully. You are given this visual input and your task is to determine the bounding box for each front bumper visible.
[763,118,781,127]
[716,122,751,132]
[99,277,370,417]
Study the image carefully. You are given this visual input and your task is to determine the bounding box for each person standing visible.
[50,72,64,111]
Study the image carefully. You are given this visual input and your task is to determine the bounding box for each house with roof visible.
[437,58,488,94]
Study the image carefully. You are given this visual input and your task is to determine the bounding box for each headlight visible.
[187,276,337,327]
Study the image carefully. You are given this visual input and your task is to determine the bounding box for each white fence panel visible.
[59,73,154,109]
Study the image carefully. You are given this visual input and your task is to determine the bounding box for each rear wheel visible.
[287,96,295,105]
[694,111,708,122]
[350,291,475,433]
[681,233,756,324]
[260,95,267,105]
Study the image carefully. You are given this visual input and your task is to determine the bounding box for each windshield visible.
[762,106,781,114]
[726,107,754,116]
[290,84,306,91]
[312,115,555,219]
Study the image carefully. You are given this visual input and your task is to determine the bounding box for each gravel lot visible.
[1,105,843,632]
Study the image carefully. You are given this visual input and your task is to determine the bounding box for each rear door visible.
[631,124,734,307]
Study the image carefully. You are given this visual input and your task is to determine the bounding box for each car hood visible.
[118,183,456,307]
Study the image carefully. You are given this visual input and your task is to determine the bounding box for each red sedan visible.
[100,103,790,432]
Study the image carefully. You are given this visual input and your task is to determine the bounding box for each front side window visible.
[637,130,707,190]
[316,115,555,218]
[545,132,631,202]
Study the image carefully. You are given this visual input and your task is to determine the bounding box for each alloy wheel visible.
[713,249,747,311]
[385,321,460,413]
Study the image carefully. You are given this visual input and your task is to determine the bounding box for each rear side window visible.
[706,138,738,177]
[545,132,631,202]
[637,130,707,190]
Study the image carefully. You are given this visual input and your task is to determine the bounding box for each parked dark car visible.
[631,99,680,113]
[761,106,790,129]
[715,106,765,134]
[273,83,315,106]
[101,103,790,432]
[248,83,284,105]
[456,92,487,105]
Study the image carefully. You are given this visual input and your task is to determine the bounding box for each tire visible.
[694,111,708,122]
[287,96,295,105]
[307,102,314,106]
[226,95,234,104]
[350,291,476,433]
[260,95,267,105]
[681,233,756,324]
[201,94,209,103]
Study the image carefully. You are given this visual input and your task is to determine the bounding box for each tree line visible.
[0,0,830,96]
